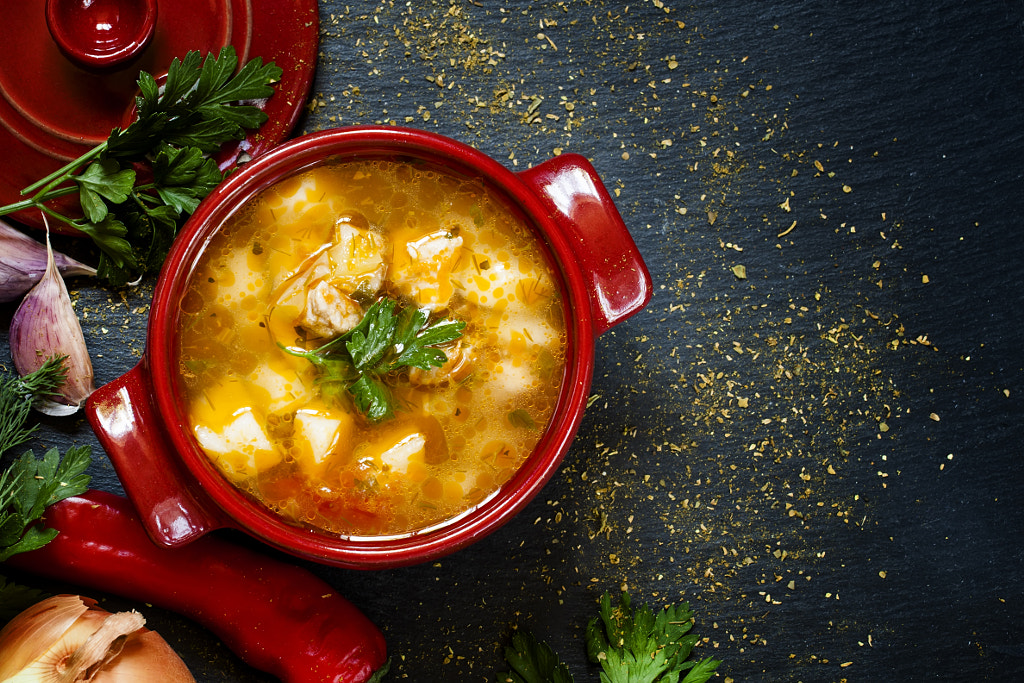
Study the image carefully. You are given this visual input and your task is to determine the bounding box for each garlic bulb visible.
[0,220,95,303]
[0,595,195,682]
[8,230,95,415]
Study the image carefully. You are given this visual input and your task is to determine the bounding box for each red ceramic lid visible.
[0,0,318,228]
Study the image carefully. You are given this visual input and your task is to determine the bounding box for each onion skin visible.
[5,490,388,683]
[8,231,95,414]
[0,594,195,682]
[100,629,197,682]
[0,220,95,303]
[0,594,86,678]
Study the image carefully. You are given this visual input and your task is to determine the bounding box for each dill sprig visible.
[0,355,68,455]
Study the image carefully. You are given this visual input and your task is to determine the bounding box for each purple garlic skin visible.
[1,219,96,302]
[9,232,95,415]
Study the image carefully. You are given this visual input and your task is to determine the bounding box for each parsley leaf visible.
[498,630,574,683]
[0,446,92,562]
[391,305,465,371]
[0,362,92,562]
[285,296,467,423]
[73,215,136,273]
[348,298,400,371]
[75,159,136,223]
[585,591,721,683]
[108,47,279,156]
[349,373,395,423]
[497,591,721,683]
[0,46,282,286]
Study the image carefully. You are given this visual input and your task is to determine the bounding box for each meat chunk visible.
[300,280,364,339]
[392,229,463,310]
[273,219,388,343]
[408,340,474,386]
[327,220,386,297]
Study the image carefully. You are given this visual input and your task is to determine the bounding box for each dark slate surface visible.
[3,0,1023,680]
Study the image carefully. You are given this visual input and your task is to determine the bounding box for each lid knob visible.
[46,0,157,71]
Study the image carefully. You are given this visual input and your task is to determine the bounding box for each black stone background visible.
[2,0,1023,680]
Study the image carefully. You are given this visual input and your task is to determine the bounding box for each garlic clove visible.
[8,231,95,415]
[1,219,96,303]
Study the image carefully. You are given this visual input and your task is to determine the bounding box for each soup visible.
[175,158,566,537]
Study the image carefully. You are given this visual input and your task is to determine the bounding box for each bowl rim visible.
[147,125,597,568]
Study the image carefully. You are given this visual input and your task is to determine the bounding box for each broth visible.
[175,158,566,537]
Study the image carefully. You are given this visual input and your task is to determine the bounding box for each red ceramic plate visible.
[0,0,318,229]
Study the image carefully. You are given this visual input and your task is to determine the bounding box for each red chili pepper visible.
[5,489,387,683]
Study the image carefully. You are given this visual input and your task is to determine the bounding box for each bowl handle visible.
[86,363,230,547]
[518,154,652,336]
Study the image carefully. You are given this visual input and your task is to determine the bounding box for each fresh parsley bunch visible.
[586,591,721,683]
[498,591,721,683]
[0,358,91,562]
[286,297,467,423]
[501,631,574,683]
[0,47,282,285]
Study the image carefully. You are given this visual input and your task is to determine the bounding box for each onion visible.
[0,595,195,682]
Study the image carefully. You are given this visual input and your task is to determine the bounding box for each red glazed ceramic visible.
[86,127,653,569]
[46,0,158,71]
[0,0,318,228]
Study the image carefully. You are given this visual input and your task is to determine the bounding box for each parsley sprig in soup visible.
[175,158,566,537]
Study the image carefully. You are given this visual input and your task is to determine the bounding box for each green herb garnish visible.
[0,360,92,562]
[497,591,721,683]
[508,409,537,430]
[499,630,573,683]
[586,591,720,683]
[0,447,91,562]
[286,297,466,423]
[0,355,68,453]
[0,47,282,286]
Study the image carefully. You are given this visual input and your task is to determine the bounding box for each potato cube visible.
[194,409,281,482]
[292,408,354,480]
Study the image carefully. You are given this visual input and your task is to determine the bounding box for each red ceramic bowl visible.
[86,126,652,569]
